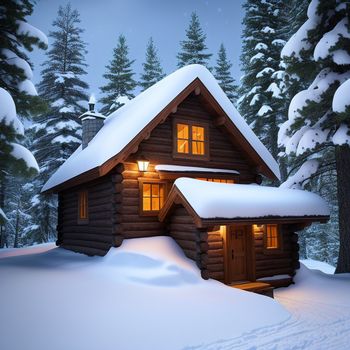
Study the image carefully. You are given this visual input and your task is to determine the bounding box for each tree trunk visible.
[335,145,350,273]
[0,176,6,248]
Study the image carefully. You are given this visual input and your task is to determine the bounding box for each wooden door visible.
[228,226,247,282]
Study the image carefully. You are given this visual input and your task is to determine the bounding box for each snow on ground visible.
[0,237,288,350]
[188,264,350,350]
[1,240,349,350]
[300,258,335,274]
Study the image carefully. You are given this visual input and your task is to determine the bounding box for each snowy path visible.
[186,291,350,350]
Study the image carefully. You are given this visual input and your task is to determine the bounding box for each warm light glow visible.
[253,224,264,234]
[192,125,205,155]
[137,156,150,172]
[176,123,205,155]
[266,224,279,249]
[177,123,189,153]
[219,225,226,236]
[197,178,234,184]
[142,183,165,212]
[79,191,88,219]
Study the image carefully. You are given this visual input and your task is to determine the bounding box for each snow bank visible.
[43,64,280,192]
[194,262,350,349]
[280,263,350,306]
[174,178,329,219]
[0,237,289,350]
[300,259,335,274]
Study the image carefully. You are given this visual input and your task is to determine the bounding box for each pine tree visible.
[0,0,46,247]
[100,34,136,114]
[214,44,238,103]
[177,12,212,68]
[26,3,89,244]
[139,37,165,91]
[279,0,350,272]
[239,0,289,182]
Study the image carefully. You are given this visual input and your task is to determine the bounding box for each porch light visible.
[137,155,150,172]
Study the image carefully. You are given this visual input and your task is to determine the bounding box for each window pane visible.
[143,183,151,197]
[266,224,278,248]
[192,141,204,155]
[79,192,88,219]
[177,123,189,139]
[177,139,189,153]
[192,126,204,141]
[152,198,159,210]
[143,198,151,211]
[152,184,159,197]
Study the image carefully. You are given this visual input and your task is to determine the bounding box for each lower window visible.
[265,224,280,249]
[142,183,165,212]
[197,178,234,183]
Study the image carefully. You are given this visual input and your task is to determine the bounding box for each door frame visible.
[224,224,256,284]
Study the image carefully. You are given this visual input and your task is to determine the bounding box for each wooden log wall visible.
[127,92,257,183]
[119,162,166,239]
[58,176,114,256]
[254,225,300,287]
[206,229,225,282]
[167,205,209,279]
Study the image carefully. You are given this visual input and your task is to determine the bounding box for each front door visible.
[228,226,247,283]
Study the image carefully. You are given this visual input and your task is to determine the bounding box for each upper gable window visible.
[174,120,208,159]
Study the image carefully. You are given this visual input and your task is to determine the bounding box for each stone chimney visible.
[79,95,106,149]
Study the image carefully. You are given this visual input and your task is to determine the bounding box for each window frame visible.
[263,224,283,253]
[139,178,168,216]
[173,118,209,161]
[196,178,235,184]
[77,190,89,224]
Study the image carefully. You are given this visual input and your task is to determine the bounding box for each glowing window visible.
[78,191,88,220]
[196,178,234,184]
[266,224,279,249]
[142,183,165,212]
[176,123,206,156]
[177,123,189,154]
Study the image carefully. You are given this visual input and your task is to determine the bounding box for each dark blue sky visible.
[29,0,245,101]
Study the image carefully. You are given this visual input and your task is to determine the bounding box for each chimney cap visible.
[79,94,105,120]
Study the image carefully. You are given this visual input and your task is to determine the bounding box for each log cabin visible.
[42,64,329,291]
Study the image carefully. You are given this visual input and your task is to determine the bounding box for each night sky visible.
[29,0,245,102]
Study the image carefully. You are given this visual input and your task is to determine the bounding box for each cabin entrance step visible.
[230,281,274,298]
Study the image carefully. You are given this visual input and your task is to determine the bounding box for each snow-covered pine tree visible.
[139,37,165,91]
[0,0,47,247]
[100,34,136,114]
[239,0,289,181]
[280,0,339,264]
[279,0,350,273]
[27,3,89,244]
[177,12,212,68]
[214,43,238,104]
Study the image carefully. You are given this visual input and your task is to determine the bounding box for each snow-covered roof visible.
[170,178,329,221]
[155,164,240,175]
[43,64,280,192]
